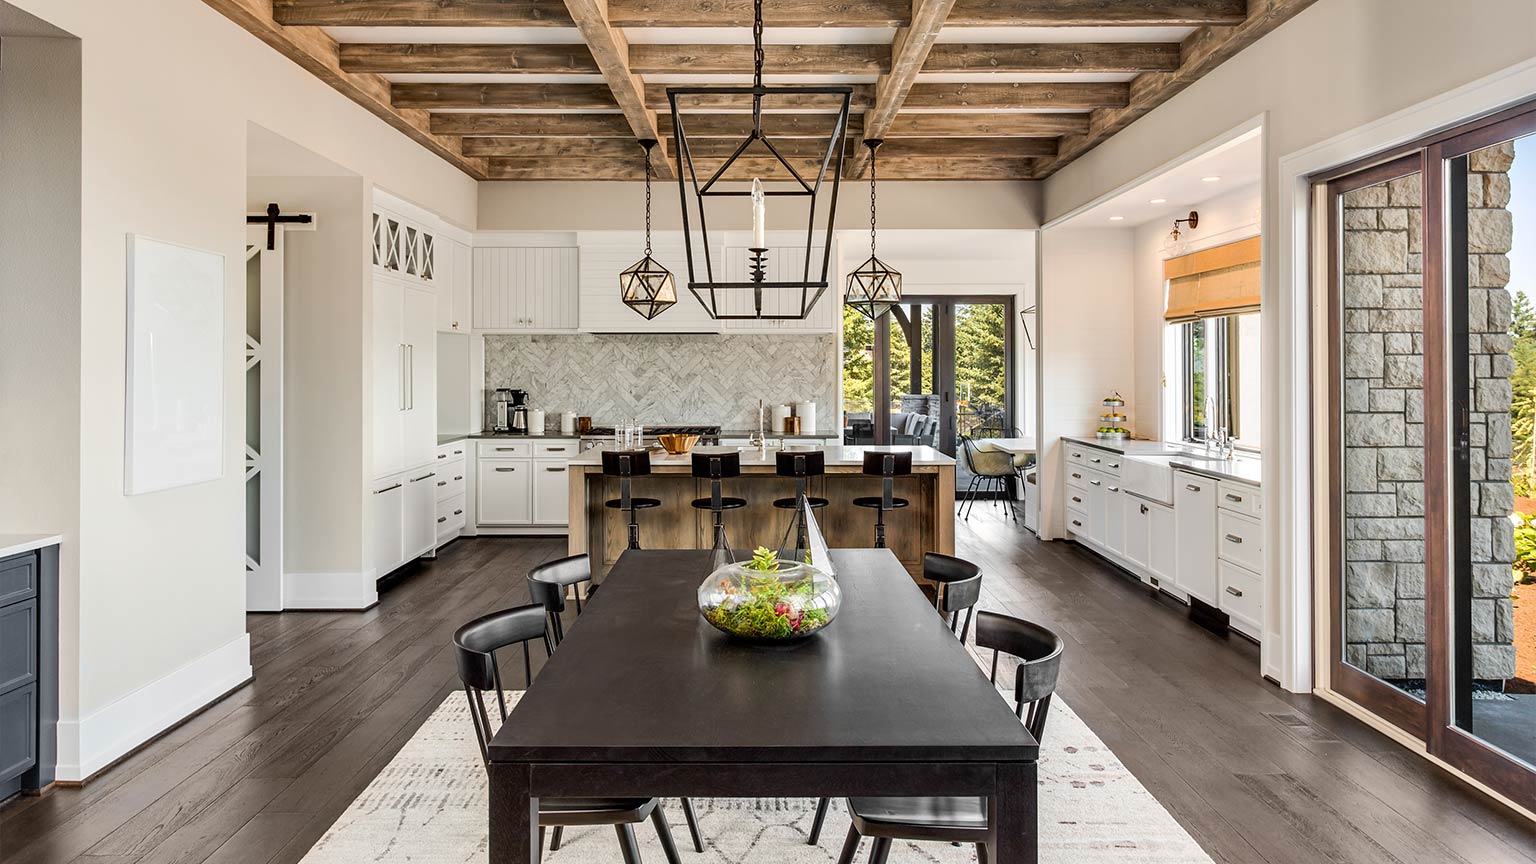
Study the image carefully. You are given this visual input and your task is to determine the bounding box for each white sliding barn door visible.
[245,225,284,611]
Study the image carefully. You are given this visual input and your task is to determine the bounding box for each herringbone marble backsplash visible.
[483,333,839,433]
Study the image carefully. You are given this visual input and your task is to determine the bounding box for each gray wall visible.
[483,333,838,433]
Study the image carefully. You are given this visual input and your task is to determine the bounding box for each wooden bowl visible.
[657,433,700,454]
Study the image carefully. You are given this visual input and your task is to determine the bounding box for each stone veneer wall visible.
[1341,143,1517,682]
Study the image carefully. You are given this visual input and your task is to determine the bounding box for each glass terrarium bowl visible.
[697,558,841,642]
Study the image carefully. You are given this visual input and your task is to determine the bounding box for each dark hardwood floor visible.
[3,508,1533,864]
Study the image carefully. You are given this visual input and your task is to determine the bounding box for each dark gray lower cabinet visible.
[0,544,57,802]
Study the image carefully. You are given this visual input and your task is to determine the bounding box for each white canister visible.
[560,411,577,436]
[771,403,793,432]
[794,401,816,433]
[529,409,546,435]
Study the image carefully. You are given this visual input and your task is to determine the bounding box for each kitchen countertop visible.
[1064,435,1262,487]
[467,432,580,440]
[569,443,954,468]
[718,429,841,439]
[0,534,62,559]
[439,433,469,446]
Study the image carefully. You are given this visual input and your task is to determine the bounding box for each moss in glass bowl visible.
[697,547,840,641]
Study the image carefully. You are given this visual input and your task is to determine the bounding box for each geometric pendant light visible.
[620,139,678,320]
[844,139,902,320]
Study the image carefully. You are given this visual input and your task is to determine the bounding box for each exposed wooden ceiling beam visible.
[658,113,863,138]
[272,0,575,26]
[486,154,1035,180]
[881,137,1056,157]
[885,112,1087,136]
[903,82,1127,110]
[1032,0,1319,178]
[466,134,1054,160]
[944,0,1245,27]
[629,43,888,75]
[922,42,1180,73]
[202,0,485,178]
[649,84,874,111]
[392,83,618,109]
[338,42,600,74]
[846,0,958,178]
[562,0,672,177]
[431,113,635,136]
[464,137,652,157]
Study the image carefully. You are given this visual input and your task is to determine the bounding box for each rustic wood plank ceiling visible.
[208,0,1317,181]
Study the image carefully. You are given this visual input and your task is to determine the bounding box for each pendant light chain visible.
[643,145,653,256]
[752,0,765,89]
[869,144,878,257]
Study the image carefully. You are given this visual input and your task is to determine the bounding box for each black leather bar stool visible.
[603,450,661,550]
[690,450,747,562]
[851,450,912,548]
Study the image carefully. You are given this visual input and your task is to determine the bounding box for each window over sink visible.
[1175,312,1260,449]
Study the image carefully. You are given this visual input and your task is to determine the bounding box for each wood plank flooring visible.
[2,510,1533,864]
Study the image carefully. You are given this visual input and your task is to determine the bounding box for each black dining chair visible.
[923,552,982,642]
[454,606,685,864]
[823,611,1064,864]
[525,555,706,854]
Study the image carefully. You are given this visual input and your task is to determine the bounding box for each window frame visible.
[1177,313,1257,450]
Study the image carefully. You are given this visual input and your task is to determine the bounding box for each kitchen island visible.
[568,445,955,579]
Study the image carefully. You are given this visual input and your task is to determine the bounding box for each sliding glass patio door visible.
[1320,100,1536,810]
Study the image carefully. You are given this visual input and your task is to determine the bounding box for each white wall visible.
[1131,185,1261,439]
[0,32,82,725]
[247,175,371,586]
[481,181,1042,231]
[4,0,479,781]
[1037,227,1135,539]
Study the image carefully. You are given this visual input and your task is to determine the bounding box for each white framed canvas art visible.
[125,234,226,495]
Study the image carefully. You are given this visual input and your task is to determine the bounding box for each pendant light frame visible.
[665,0,851,321]
[845,139,902,321]
[620,139,678,321]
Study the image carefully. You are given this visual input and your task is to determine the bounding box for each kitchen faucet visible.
[1204,395,1234,461]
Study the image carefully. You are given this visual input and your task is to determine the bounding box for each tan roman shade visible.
[1163,236,1261,321]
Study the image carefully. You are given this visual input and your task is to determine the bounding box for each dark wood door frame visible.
[1317,98,1536,813]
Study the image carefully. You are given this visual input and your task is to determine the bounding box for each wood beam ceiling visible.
[203,0,486,178]
[214,0,1308,181]
[486,155,1034,180]
[1031,0,1320,177]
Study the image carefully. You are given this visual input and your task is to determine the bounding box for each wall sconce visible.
[1169,210,1199,243]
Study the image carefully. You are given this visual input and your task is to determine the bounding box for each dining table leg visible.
[992,760,1037,864]
[489,762,539,864]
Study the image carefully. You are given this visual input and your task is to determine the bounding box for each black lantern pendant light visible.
[845,140,902,320]
[666,0,852,320]
[620,140,678,320]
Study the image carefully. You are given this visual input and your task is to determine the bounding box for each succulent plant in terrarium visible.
[697,546,841,642]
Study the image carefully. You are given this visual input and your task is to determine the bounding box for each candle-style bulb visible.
[751,177,766,249]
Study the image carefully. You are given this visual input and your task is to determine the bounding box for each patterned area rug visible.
[301,687,1212,863]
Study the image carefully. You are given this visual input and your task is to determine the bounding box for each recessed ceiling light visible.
[1201,176,1222,183]
[1109,215,1125,221]
[1149,197,1167,204]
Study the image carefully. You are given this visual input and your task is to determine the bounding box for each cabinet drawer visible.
[532,440,577,459]
[1218,560,1263,635]
[1065,467,1090,491]
[0,554,37,608]
[478,440,530,458]
[1078,450,1120,478]
[1217,509,1263,572]
[436,493,467,533]
[0,683,36,782]
[0,599,36,695]
[435,467,466,502]
[1065,488,1089,511]
[1065,507,1089,536]
[435,440,468,464]
[1216,480,1262,517]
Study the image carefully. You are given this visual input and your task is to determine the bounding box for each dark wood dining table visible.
[486,548,1039,863]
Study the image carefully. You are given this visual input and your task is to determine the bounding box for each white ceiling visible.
[1067,128,1262,227]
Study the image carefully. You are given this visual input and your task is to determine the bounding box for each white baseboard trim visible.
[283,570,379,610]
[55,633,252,782]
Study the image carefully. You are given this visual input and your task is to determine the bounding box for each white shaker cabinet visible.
[1122,493,1175,587]
[371,478,404,576]
[532,459,571,525]
[478,458,532,525]
[1173,470,1218,606]
[403,467,439,560]
[373,276,437,478]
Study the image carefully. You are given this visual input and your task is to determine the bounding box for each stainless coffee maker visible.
[508,389,529,434]
[492,388,514,432]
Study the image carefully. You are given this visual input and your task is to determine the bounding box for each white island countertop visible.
[0,534,63,559]
[568,443,955,468]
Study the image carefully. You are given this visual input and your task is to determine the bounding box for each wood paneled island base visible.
[567,445,956,579]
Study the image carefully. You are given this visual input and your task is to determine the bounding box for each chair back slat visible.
[529,554,594,647]
[975,610,1064,743]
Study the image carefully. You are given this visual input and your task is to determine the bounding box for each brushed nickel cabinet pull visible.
[546,447,567,452]
[437,516,448,524]
[1109,486,1119,492]
[495,446,519,452]
[454,475,463,481]
[1139,504,1148,514]
[1186,483,1202,492]
[1225,533,1243,544]
[1090,457,1101,463]
[1225,493,1243,502]
[1071,496,1082,504]
[1109,462,1120,469]
[454,509,463,516]
[411,472,435,483]
[1226,586,1243,597]
[437,480,447,487]
[1090,479,1101,486]
[374,483,401,494]
[437,453,447,460]
[496,467,516,472]
[546,467,566,472]
[1071,520,1083,528]
[1072,472,1082,479]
